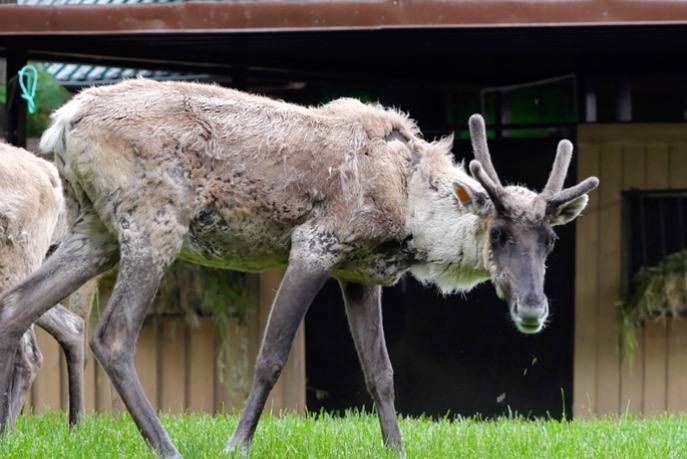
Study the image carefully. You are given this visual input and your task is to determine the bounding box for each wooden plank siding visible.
[666,144,687,413]
[595,144,623,415]
[619,144,646,416]
[573,143,600,417]
[30,329,61,414]
[27,271,306,415]
[643,145,670,416]
[575,124,687,417]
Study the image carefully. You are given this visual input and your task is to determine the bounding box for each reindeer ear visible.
[453,180,492,215]
[548,194,589,226]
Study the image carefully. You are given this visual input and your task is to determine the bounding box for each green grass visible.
[1,411,686,458]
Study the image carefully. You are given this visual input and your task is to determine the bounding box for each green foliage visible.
[94,261,255,325]
[150,261,254,321]
[0,63,71,137]
[27,64,71,137]
[618,250,687,360]
[3,412,687,458]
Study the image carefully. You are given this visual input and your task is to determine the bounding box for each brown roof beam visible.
[2,1,687,36]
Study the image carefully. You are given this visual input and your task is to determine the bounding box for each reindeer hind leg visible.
[88,199,189,457]
[37,305,87,426]
[7,327,42,431]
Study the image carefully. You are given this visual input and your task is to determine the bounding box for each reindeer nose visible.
[523,292,547,308]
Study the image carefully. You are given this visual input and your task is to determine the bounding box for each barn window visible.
[621,189,687,322]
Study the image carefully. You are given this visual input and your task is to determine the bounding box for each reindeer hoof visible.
[225,434,251,456]
[156,445,182,459]
[391,444,406,458]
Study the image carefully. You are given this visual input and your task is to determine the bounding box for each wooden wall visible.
[26,270,306,416]
[574,124,687,417]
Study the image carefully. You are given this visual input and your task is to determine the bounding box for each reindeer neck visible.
[404,167,490,293]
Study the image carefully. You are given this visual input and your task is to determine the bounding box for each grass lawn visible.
[1,411,685,458]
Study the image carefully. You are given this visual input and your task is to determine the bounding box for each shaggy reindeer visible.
[0,79,597,457]
[0,142,87,428]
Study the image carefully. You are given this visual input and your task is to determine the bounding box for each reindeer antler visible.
[547,177,600,209]
[542,140,573,196]
[469,160,504,205]
[467,115,599,214]
[468,114,506,209]
[469,114,503,188]
[540,139,599,211]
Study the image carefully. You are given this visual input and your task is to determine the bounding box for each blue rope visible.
[18,65,38,114]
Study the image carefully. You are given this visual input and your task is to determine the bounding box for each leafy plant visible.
[27,64,72,137]
[617,250,687,360]
[1,63,71,137]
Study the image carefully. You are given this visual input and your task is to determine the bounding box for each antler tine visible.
[469,160,504,207]
[542,139,573,195]
[547,177,600,210]
[468,114,503,188]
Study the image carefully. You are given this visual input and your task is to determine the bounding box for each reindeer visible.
[0,141,88,429]
[0,79,597,457]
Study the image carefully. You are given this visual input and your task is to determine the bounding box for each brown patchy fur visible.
[52,79,438,278]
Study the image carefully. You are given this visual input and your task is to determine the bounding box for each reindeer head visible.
[453,114,598,334]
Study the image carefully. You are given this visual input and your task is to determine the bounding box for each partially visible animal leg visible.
[37,304,87,426]
[339,282,404,455]
[226,258,329,454]
[7,327,42,431]
[0,217,118,433]
[90,231,183,458]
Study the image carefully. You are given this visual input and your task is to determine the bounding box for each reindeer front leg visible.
[339,282,404,455]
[227,229,332,454]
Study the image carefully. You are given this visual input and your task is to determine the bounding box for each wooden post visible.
[572,140,600,418]
[642,144,670,416]
[159,319,187,414]
[595,143,623,415]
[187,318,215,413]
[5,48,27,147]
[619,144,646,416]
[135,318,159,410]
[31,329,62,413]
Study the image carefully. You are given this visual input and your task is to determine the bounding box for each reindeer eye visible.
[490,228,506,245]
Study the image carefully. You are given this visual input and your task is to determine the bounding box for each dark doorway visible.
[305,137,576,419]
